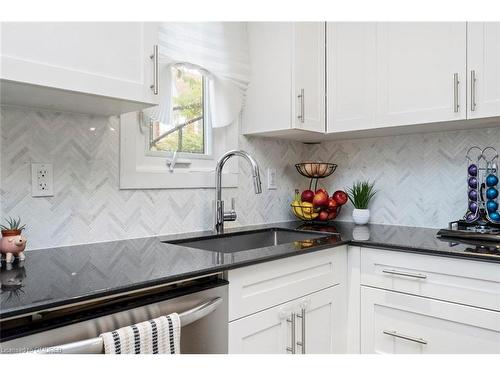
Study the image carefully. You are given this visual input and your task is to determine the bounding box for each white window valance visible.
[147,22,251,129]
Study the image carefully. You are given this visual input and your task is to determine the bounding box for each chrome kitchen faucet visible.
[214,150,262,234]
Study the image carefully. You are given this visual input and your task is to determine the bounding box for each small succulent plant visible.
[0,217,26,231]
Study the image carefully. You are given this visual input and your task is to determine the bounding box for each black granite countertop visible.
[1,221,499,319]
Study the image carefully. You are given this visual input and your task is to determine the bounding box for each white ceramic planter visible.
[352,208,370,225]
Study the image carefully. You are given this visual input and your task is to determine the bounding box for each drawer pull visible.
[382,269,427,279]
[383,330,428,345]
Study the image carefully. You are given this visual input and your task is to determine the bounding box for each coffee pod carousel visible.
[465,146,500,224]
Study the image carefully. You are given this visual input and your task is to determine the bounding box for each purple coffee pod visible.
[469,201,478,212]
[466,212,477,222]
[468,189,478,201]
[468,176,478,189]
[468,164,478,176]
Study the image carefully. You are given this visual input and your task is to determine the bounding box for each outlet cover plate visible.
[267,168,277,190]
[31,163,54,197]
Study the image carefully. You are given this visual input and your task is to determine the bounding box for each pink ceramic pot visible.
[1,230,27,263]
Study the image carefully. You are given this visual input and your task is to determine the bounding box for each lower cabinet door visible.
[295,285,344,354]
[228,285,343,354]
[361,286,500,354]
[228,296,297,354]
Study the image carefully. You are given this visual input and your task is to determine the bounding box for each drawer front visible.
[361,286,500,354]
[360,247,500,311]
[227,246,347,321]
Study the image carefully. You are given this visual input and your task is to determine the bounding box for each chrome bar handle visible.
[150,44,159,95]
[297,88,305,123]
[296,308,306,354]
[383,330,428,345]
[470,70,477,112]
[382,269,427,279]
[453,73,460,113]
[37,297,223,354]
[286,314,296,354]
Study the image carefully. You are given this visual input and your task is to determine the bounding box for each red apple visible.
[327,197,339,212]
[301,189,315,203]
[316,188,329,196]
[318,210,329,221]
[313,191,329,208]
[332,190,348,206]
[327,210,338,220]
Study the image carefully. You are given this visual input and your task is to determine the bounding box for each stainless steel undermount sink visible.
[165,228,336,253]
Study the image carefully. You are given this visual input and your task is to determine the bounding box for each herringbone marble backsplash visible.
[1,106,499,250]
[0,107,306,250]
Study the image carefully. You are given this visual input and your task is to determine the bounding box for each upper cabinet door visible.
[326,22,377,133]
[375,22,467,127]
[467,22,500,119]
[293,22,326,133]
[242,22,294,135]
[1,22,160,106]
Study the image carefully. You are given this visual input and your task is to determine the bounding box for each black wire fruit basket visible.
[295,162,337,191]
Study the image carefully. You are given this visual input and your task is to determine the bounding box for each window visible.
[119,65,238,190]
[148,66,210,157]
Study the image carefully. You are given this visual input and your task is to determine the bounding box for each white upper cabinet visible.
[242,22,325,138]
[293,22,326,133]
[0,22,160,115]
[325,22,500,137]
[375,22,467,127]
[242,23,293,135]
[467,22,500,119]
[326,22,377,132]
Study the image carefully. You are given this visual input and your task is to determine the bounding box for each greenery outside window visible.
[147,65,211,158]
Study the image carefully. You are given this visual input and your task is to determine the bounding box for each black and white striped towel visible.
[100,313,181,354]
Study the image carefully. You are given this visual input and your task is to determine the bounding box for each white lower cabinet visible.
[228,285,343,354]
[360,286,500,354]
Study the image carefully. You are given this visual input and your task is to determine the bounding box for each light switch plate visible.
[31,163,54,197]
[267,168,277,190]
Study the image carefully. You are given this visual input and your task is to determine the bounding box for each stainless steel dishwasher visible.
[0,275,228,354]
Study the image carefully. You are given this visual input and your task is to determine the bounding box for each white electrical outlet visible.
[31,163,54,197]
[267,168,277,190]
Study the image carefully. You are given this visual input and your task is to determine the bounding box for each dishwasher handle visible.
[37,297,223,354]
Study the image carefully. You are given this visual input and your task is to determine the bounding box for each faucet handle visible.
[223,198,237,222]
